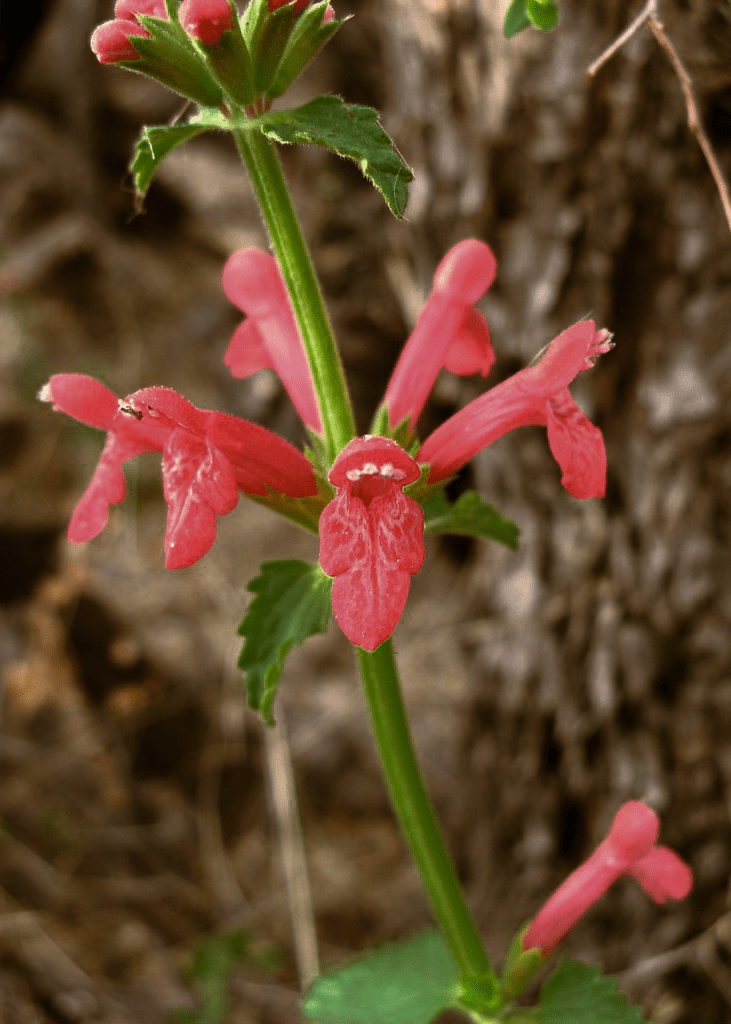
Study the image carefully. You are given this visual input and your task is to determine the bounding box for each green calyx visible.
[184,1,257,108]
[242,0,348,102]
[130,13,224,107]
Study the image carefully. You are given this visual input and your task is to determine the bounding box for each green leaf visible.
[130,108,230,198]
[302,930,458,1024]
[503,0,531,38]
[237,560,332,725]
[526,0,560,32]
[258,96,413,217]
[537,960,644,1024]
[422,490,519,550]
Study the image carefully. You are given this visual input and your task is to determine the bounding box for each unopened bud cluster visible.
[91,0,340,111]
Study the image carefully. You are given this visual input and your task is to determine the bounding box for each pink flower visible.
[179,0,233,45]
[418,320,613,500]
[382,239,497,431]
[40,374,318,570]
[319,436,424,651]
[222,248,322,433]
[91,0,167,64]
[523,801,693,957]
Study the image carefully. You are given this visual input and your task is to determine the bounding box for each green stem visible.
[356,641,492,982]
[233,124,356,461]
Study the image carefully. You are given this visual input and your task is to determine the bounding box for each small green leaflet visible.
[302,930,458,1024]
[537,960,644,1024]
[237,560,332,726]
[422,490,519,550]
[130,107,230,198]
[526,0,560,33]
[503,0,560,37]
[258,96,413,217]
[503,0,531,38]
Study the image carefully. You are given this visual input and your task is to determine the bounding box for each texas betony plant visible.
[41,2,694,1021]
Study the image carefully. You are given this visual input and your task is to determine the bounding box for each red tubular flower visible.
[522,801,693,957]
[40,374,317,570]
[382,239,497,431]
[179,0,233,45]
[418,320,613,500]
[222,248,322,433]
[319,437,424,651]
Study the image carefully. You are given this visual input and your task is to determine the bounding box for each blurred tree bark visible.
[355,1,731,1015]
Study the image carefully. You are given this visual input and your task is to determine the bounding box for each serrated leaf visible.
[258,96,413,217]
[302,930,458,1024]
[237,560,331,725]
[130,108,230,197]
[537,960,644,1024]
[503,0,531,38]
[423,490,519,550]
[526,0,560,32]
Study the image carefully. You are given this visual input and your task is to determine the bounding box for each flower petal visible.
[67,432,158,542]
[205,413,318,498]
[442,307,495,378]
[222,249,321,432]
[319,485,424,650]
[545,390,606,500]
[161,429,238,569]
[223,319,275,378]
[629,847,693,904]
[329,435,421,488]
[39,374,120,430]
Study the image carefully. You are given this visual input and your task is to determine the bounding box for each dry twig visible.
[264,707,320,991]
[586,0,657,79]
[587,2,731,239]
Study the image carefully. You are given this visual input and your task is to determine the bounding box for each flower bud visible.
[91,19,150,63]
[179,0,234,46]
[268,0,309,12]
[114,0,168,20]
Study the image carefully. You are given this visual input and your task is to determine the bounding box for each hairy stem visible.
[356,641,493,983]
[234,124,356,460]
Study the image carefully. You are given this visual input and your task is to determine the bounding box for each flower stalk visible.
[356,641,493,986]
[232,123,355,462]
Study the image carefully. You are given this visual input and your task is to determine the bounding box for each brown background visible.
[1,0,730,1021]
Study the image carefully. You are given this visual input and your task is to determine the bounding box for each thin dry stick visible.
[586,0,657,80]
[647,14,731,238]
[264,707,320,990]
[586,3,731,240]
